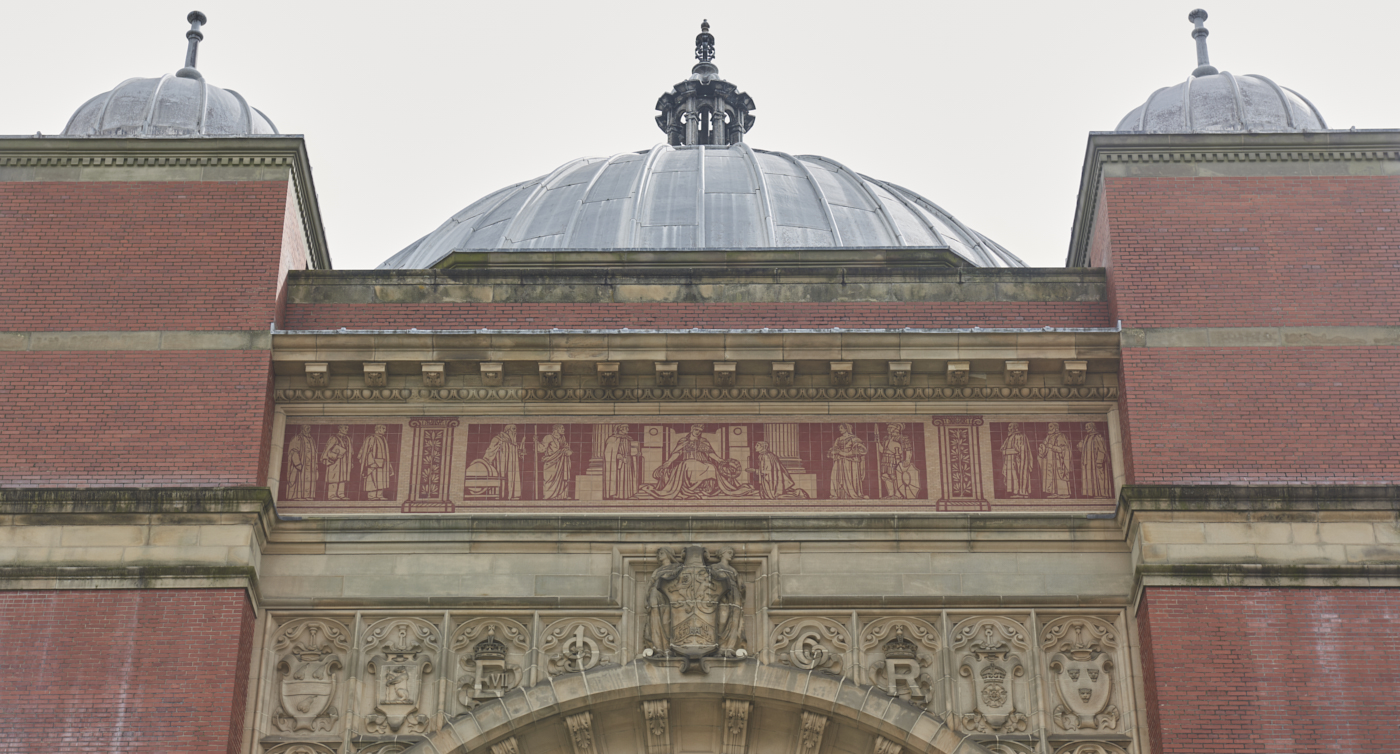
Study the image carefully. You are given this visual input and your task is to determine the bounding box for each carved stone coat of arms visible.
[644,545,746,671]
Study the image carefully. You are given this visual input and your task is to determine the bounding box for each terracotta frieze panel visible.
[275,414,1115,513]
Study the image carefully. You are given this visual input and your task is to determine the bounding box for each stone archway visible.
[402,660,991,754]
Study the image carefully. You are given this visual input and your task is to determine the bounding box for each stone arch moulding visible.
[398,659,995,754]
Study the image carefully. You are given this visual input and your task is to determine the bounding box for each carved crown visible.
[980,662,1007,683]
[882,627,918,660]
[474,627,508,661]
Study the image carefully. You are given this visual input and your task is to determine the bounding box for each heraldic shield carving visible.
[364,618,438,734]
[272,619,349,733]
[643,545,747,672]
[1043,617,1120,731]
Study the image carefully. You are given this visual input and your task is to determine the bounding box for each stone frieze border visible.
[273,385,1119,403]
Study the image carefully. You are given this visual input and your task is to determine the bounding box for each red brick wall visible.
[1099,175,1400,328]
[0,589,255,754]
[0,351,273,487]
[284,301,1110,330]
[1137,586,1400,754]
[0,180,293,331]
[1118,348,1400,484]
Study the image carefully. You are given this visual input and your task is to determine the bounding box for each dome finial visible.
[1188,9,1219,77]
[695,20,716,67]
[176,11,207,80]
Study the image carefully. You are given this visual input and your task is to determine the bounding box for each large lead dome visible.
[379,22,1021,270]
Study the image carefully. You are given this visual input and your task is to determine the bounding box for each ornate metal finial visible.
[696,20,715,63]
[176,11,208,80]
[1188,9,1218,77]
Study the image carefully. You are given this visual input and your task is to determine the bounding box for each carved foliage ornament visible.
[643,545,747,672]
[263,744,339,754]
[489,739,521,754]
[796,711,828,754]
[1042,617,1121,732]
[452,618,529,709]
[272,619,349,733]
[770,616,849,675]
[952,617,1030,734]
[862,617,939,708]
[642,699,670,754]
[566,711,595,754]
[541,618,619,676]
[721,699,751,754]
[363,618,438,735]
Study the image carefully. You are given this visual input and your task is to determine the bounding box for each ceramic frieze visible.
[452,618,530,709]
[1041,616,1122,733]
[540,618,620,675]
[951,617,1032,734]
[861,617,940,708]
[362,617,439,735]
[271,618,351,735]
[769,616,850,675]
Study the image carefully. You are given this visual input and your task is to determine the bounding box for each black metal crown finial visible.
[177,11,208,80]
[1188,9,1219,77]
[695,20,715,64]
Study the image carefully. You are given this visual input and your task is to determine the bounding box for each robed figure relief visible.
[1037,423,1073,498]
[638,424,758,499]
[536,424,573,500]
[358,424,394,500]
[602,425,638,499]
[748,441,809,500]
[285,425,318,500]
[828,423,869,498]
[1078,423,1112,498]
[1000,422,1033,497]
[481,425,527,500]
[321,425,354,500]
[644,546,746,666]
[878,423,920,499]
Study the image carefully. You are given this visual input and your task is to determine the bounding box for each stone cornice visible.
[1066,130,1400,267]
[273,385,1119,404]
[0,485,275,516]
[0,135,331,270]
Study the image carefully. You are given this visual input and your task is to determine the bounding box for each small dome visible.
[377,144,1023,269]
[60,11,277,138]
[1115,9,1327,134]
[62,74,278,137]
[1116,72,1326,134]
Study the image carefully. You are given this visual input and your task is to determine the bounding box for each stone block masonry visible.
[0,588,255,754]
[283,300,1111,331]
[1137,587,1400,754]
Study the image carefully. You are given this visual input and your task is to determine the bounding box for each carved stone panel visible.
[362,617,439,735]
[951,617,1031,734]
[641,699,671,754]
[861,617,940,708]
[1042,617,1122,733]
[452,618,530,709]
[270,619,350,734]
[721,699,751,754]
[264,744,339,754]
[489,738,521,754]
[1052,745,1128,754]
[795,711,828,754]
[541,618,620,675]
[642,545,747,672]
[566,711,595,754]
[770,616,850,675]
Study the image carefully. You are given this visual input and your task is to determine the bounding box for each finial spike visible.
[1188,9,1218,77]
[177,11,207,80]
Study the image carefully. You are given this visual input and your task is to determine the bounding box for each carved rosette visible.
[1041,616,1122,732]
[271,618,350,734]
[861,617,940,708]
[452,618,530,709]
[541,618,620,676]
[362,617,439,735]
[951,617,1031,734]
[769,616,850,675]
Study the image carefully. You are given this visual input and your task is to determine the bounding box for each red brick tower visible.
[0,12,328,752]
[1067,9,1400,752]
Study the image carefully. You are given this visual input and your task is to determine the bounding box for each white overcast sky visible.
[3,0,1397,269]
